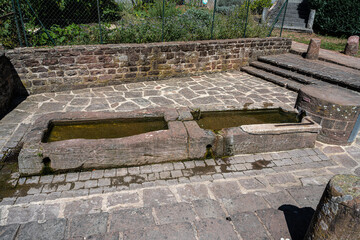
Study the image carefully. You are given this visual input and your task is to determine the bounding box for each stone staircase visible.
[267,0,313,32]
[241,53,360,93]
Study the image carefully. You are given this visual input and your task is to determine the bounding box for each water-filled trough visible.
[18,105,321,175]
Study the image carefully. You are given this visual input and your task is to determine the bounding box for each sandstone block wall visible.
[5,38,291,94]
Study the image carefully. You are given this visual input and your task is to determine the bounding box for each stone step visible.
[258,54,360,92]
[250,61,318,85]
[241,66,303,92]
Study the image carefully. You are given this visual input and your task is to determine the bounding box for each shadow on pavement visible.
[278,204,315,240]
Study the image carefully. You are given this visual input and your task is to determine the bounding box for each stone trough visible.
[18,105,321,175]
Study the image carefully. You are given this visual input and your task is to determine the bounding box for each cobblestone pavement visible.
[0,71,296,159]
[1,71,360,239]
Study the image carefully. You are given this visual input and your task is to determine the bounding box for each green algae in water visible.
[43,117,168,143]
[193,108,300,132]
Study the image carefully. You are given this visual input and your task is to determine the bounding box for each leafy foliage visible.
[0,0,19,48]
[309,0,360,36]
[2,0,269,48]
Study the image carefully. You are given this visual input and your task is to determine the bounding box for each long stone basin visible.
[18,105,321,175]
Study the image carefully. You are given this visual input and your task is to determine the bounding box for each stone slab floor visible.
[0,71,360,240]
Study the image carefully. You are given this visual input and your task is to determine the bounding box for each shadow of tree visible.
[278,204,315,240]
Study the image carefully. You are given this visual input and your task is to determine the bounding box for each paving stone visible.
[6,203,60,224]
[17,218,66,240]
[194,161,206,167]
[67,213,108,238]
[73,181,85,190]
[255,208,291,240]
[264,173,297,186]
[263,191,299,209]
[0,224,19,240]
[143,188,177,207]
[151,164,164,173]
[286,185,325,209]
[194,218,239,240]
[331,154,358,168]
[171,170,183,178]
[128,166,140,175]
[18,177,26,185]
[139,165,153,174]
[300,175,332,186]
[41,184,57,194]
[147,172,159,181]
[109,207,155,232]
[116,168,128,177]
[63,196,103,218]
[173,162,185,170]
[98,178,111,187]
[209,181,243,200]
[107,192,139,207]
[25,176,40,184]
[123,222,196,240]
[79,172,92,181]
[183,161,195,169]
[91,170,104,179]
[154,202,196,224]
[89,188,103,195]
[0,197,16,206]
[205,159,216,166]
[52,174,66,183]
[103,169,116,178]
[65,172,79,182]
[232,212,270,240]
[176,184,210,202]
[31,193,47,202]
[57,183,71,192]
[75,232,120,240]
[322,146,345,154]
[238,178,266,190]
[222,194,270,215]
[45,192,62,201]
[192,199,226,219]
[159,171,171,179]
[27,185,44,195]
[85,180,98,189]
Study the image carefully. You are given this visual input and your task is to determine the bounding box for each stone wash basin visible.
[18,105,321,175]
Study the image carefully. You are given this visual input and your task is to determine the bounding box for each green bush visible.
[0,0,19,48]
[147,0,181,19]
[25,0,123,27]
[250,0,272,14]
[309,0,360,36]
[214,4,268,39]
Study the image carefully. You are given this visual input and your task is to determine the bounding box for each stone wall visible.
[5,37,291,94]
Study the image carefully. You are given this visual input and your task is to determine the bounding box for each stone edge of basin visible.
[18,104,321,176]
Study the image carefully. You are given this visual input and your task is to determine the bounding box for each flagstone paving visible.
[0,71,359,240]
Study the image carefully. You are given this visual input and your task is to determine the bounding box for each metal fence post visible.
[162,0,165,42]
[97,0,103,44]
[210,0,217,39]
[11,0,23,47]
[279,0,288,37]
[16,0,29,47]
[243,0,250,38]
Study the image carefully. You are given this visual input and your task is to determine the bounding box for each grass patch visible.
[273,29,359,58]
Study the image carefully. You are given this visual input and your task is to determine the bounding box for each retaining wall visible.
[5,37,292,94]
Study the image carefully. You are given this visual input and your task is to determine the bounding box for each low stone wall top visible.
[6,37,291,94]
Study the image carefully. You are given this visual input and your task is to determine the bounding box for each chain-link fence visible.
[1,0,279,48]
